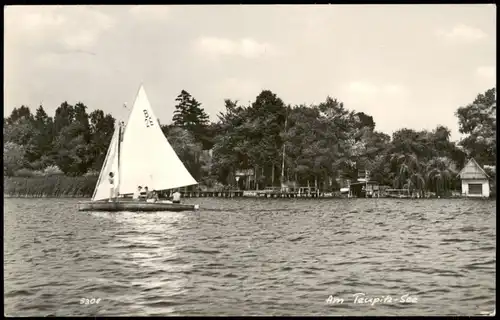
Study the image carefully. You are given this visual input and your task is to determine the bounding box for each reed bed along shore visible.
[4,176,98,198]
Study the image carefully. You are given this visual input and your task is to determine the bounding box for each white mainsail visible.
[118,85,198,194]
[92,122,121,201]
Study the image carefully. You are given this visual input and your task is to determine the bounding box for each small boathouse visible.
[457,158,491,198]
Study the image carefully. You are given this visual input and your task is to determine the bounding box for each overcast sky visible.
[4,5,496,141]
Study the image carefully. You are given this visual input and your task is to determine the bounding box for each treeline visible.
[4,87,496,196]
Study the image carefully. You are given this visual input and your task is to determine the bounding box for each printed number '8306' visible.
[80,298,101,305]
[143,110,154,127]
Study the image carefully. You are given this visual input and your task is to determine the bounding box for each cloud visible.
[476,66,495,79]
[128,5,170,21]
[194,36,279,59]
[4,6,115,50]
[435,24,488,43]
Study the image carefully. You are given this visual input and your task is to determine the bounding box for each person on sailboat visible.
[108,172,116,202]
[172,189,181,204]
[144,187,159,203]
[145,186,156,202]
[151,190,160,202]
[133,186,142,201]
[156,190,172,204]
[144,186,151,199]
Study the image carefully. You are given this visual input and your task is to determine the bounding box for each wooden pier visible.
[178,190,336,198]
[179,190,244,198]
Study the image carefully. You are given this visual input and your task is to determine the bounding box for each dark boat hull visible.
[78,201,199,212]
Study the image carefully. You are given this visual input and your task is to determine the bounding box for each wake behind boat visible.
[78,84,199,212]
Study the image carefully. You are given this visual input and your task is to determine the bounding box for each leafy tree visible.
[355,130,391,184]
[425,157,457,196]
[89,109,115,171]
[284,104,327,186]
[4,142,27,176]
[211,99,250,185]
[484,165,496,196]
[389,152,425,196]
[53,101,75,135]
[248,90,287,186]
[4,105,36,147]
[213,94,286,188]
[456,88,496,166]
[27,105,55,169]
[52,102,93,175]
[74,102,92,141]
[3,117,35,147]
[355,112,375,130]
[5,105,33,125]
[166,126,204,183]
[201,122,220,150]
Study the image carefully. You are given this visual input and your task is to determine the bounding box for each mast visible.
[117,102,128,197]
[117,121,123,197]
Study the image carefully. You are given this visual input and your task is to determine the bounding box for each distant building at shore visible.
[457,158,491,198]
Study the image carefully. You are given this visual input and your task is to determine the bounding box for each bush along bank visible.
[4,175,98,198]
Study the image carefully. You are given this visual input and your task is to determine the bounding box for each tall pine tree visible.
[172,90,211,149]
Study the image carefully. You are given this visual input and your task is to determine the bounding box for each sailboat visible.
[78,85,199,212]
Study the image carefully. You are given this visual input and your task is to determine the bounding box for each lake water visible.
[4,198,496,316]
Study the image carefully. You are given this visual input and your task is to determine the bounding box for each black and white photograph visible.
[3,4,496,316]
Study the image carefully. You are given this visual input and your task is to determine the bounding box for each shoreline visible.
[4,194,494,200]
[4,177,494,200]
